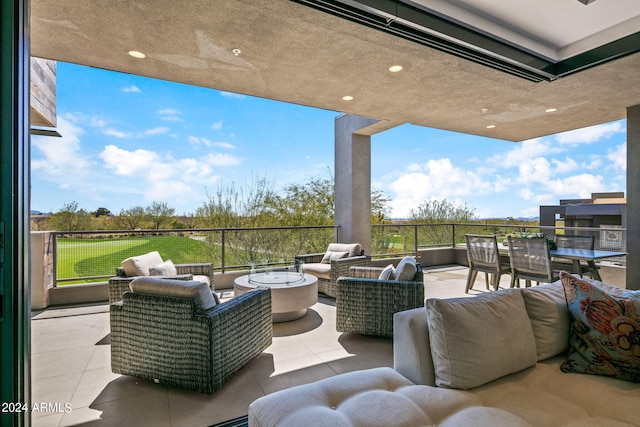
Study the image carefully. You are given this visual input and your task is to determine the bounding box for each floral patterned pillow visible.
[560,272,640,382]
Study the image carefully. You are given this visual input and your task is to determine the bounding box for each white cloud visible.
[516,157,552,184]
[214,141,235,149]
[102,126,170,139]
[221,91,246,99]
[99,145,242,203]
[121,85,141,93]
[158,108,180,115]
[555,121,625,145]
[31,116,91,177]
[204,152,244,166]
[99,145,160,176]
[607,143,626,171]
[551,157,579,173]
[158,108,184,122]
[188,136,235,150]
[545,174,606,198]
[211,120,223,130]
[489,138,561,168]
[388,158,491,217]
[144,127,170,136]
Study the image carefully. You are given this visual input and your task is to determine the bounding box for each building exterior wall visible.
[30,57,57,127]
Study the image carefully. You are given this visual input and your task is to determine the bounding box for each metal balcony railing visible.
[47,223,626,286]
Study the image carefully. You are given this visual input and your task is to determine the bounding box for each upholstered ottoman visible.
[247,367,504,427]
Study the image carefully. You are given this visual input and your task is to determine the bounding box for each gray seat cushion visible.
[129,276,218,310]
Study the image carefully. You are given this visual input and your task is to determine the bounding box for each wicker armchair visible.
[109,262,215,303]
[110,282,272,394]
[295,243,371,298]
[335,263,424,337]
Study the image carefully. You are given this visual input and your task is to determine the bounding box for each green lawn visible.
[57,235,215,284]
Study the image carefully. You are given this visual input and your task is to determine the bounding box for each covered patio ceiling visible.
[31,0,640,142]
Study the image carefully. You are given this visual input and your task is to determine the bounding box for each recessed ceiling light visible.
[545,108,558,113]
[389,65,403,72]
[342,95,354,101]
[232,48,241,56]
[486,124,496,129]
[128,50,146,59]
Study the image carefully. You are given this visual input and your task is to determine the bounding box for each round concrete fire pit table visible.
[234,272,318,322]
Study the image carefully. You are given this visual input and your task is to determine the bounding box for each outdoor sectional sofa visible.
[248,273,640,426]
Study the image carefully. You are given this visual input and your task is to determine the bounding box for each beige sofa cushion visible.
[121,251,163,276]
[129,276,218,310]
[427,290,537,389]
[249,359,640,427]
[303,262,331,280]
[249,367,477,427]
[521,281,570,361]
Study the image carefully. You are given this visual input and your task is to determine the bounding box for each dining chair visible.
[552,234,599,278]
[464,234,511,292]
[508,236,560,288]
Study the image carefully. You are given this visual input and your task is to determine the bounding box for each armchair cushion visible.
[325,243,362,257]
[395,256,417,281]
[379,264,395,280]
[121,251,164,276]
[129,277,219,311]
[303,262,331,279]
[149,260,177,276]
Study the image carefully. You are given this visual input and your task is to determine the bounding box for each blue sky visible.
[31,62,627,219]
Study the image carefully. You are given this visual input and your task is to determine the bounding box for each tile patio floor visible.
[30,265,510,427]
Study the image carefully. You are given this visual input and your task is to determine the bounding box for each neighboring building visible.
[540,192,626,250]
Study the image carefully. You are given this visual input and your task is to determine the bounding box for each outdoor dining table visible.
[548,247,627,281]
[497,244,626,281]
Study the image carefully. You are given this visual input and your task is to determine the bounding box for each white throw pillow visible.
[121,251,164,276]
[378,264,395,280]
[395,256,417,281]
[426,290,537,389]
[149,260,178,276]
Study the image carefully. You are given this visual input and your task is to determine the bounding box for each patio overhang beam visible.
[292,0,640,83]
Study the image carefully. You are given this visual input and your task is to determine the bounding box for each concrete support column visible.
[334,114,380,254]
[627,105,640,290]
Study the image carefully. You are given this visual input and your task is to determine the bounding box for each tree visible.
[196,177,283,263]
[93,207,111,217]
[47,201,92,231]
[145,201,175,230]
[408,199,477,223]
[407,199,478,247]
[371,188,391,224]
[115,206,146,230]
[275,175,335,226]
